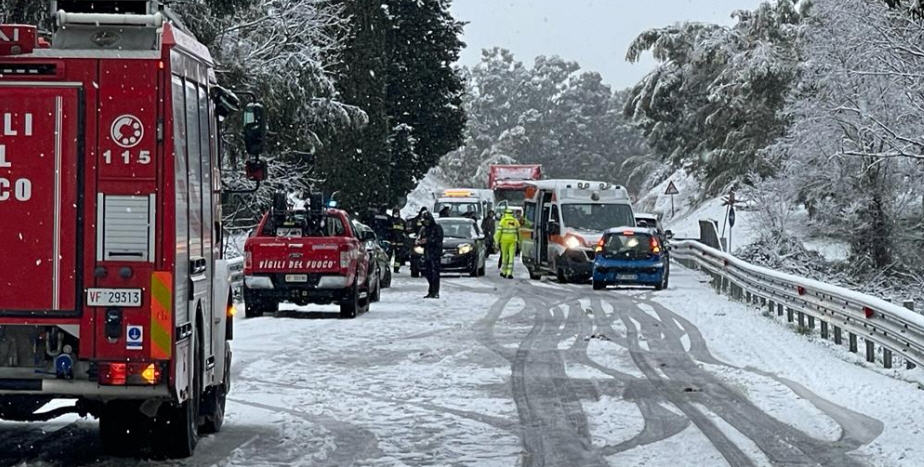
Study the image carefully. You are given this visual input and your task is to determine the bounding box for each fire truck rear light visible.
[244,251,252,269]
[98,362,162,386]
[99,362,127,385]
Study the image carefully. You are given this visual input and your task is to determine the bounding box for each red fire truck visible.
[488,164,542,210]
[0,1,265,457]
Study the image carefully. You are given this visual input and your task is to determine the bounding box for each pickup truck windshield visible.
[260,213,346,237]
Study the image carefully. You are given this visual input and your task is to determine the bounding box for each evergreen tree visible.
[319,0,466,211]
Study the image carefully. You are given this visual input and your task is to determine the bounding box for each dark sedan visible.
[437,217,487,277]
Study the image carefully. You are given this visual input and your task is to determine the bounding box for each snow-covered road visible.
[3,260,924,466]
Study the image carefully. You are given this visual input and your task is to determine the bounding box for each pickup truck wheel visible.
[100,400,145,457]
[371,272,382,303]
[243,289,263,318]
[382,267,393,288]
[340,286,359,319]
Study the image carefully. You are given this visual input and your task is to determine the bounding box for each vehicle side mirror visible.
[243,102,267,156]
[549,221,561,234]
[665,230,674,240]
[245,158,267,182]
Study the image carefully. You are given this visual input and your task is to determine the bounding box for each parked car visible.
[243,207,375,319]
[592,227,670,291]
[437,217,488,276]
[635,212,674,246]
[355,222,392,291]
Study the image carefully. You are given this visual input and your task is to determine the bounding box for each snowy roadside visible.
[650,264,924,466]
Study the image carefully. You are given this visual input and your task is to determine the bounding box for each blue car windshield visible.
[603,233,653,259]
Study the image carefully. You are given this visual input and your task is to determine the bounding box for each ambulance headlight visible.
[565,236,582,250]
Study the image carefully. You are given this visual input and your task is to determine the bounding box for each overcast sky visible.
[450,0,765,89]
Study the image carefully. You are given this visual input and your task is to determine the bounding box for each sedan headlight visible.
[414,246,424,255]
[458,243,473,255]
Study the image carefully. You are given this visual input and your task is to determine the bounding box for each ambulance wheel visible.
[200,343,230,434]
[593,280,606,291]
[155,328,201,458]
[528,267,542,281]
[99,401,145,457]
[340,285,359,319]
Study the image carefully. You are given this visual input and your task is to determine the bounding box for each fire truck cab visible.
[0,0,263,457]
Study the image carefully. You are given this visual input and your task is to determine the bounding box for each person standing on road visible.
[482,210,496,254]
[390,207,407,273]
[494,209,520,279]
[418,212,444,298]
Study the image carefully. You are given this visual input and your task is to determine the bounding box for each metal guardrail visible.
[228,257,244,288]
[672,240,923,369]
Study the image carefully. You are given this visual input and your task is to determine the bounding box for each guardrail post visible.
[798,312,805,328]
[849,333,857,353]
[883,349,892,369]
[904,301,917,369]
[768,300,775,316]
[746,291,751,303]
[820,321,828,339]
[777,303,783,317]
[787,308,794,323]
[865,340,875,363]
[807,315,815,330]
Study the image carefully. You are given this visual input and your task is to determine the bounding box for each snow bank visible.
[402,167,450,218]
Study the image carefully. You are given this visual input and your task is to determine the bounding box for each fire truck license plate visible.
[285,274,308,282]
[86,288,143,307]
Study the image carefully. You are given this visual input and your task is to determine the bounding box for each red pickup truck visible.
[243,208,375,318]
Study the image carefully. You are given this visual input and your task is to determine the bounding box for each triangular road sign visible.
[664,180,679,195]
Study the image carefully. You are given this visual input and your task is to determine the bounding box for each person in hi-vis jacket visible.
[494,209,520,279]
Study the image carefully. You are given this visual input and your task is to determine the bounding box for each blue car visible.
[592,227,670,290]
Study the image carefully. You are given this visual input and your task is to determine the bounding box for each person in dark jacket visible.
[417,211,444,298]
[481,210,496,254]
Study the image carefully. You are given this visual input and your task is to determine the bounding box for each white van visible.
[433,188,494,222]
[520,180,635,282]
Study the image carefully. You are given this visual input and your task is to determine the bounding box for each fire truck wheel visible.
[99,400,145,457]
[155,329,202,458]
[340,285,359,319]
[200,343,230,434]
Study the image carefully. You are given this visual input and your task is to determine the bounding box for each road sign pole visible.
[670,194,675,217]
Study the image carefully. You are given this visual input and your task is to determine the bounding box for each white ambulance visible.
[520,180,635,282]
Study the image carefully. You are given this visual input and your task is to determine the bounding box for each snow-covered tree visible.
[624,1,804,195]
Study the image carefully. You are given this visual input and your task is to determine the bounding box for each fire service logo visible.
[110,115,144,148]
